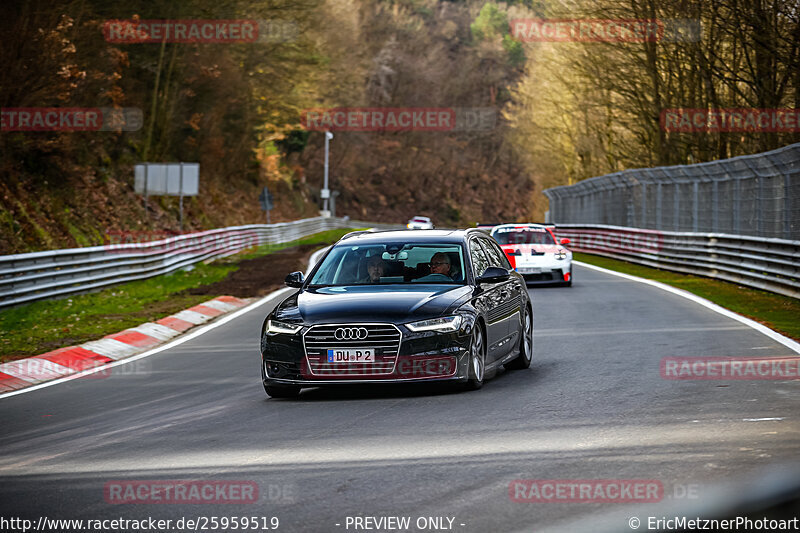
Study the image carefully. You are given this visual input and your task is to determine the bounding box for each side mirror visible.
[476,266,511,284]
[560,238,571,245]
[284,271,305,288]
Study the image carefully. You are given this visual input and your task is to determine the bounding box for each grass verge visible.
[0,227,359,362]
[574,252,800,342]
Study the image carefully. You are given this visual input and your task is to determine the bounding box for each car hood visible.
[273,285,472,325]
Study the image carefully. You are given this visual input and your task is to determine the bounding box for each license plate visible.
[327,349,375,362]
[517,267,541,274]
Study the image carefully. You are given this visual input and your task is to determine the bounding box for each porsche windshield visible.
[492,227,556,245]
[309,243,466,285]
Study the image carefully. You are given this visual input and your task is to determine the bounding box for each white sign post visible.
[135,163,199,229]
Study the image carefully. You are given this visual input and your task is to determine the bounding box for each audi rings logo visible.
[334,327,368,340]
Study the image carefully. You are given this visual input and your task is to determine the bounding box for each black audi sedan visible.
[259,229,533,398]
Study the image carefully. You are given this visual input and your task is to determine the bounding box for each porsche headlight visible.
[267,319,303,334]
[406,316,463,333]
[555,250,568,260]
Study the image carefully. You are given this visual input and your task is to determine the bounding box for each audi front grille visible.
[303,324,402,376]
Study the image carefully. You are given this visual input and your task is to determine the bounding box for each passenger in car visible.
[363,254,387,283]
[413,252,453,282]
[429,252,452,277]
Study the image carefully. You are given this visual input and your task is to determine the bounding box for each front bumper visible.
[514,257,572,284]
[262,325,472,386]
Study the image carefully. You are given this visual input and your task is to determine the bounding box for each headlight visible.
[267,319,303,334]
[555,250,568,260]
[406,316,462,332]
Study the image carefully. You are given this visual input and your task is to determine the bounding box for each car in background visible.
[407,216,434,229]
[259,229,533,398]
[490,223,572,286]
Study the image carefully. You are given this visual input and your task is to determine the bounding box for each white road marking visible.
[574,261,800,355]
[0,287,295,400]
[742,417,785,422]
[0,240,334,400]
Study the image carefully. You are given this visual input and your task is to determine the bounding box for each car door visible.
[468,237,508,365]
[477,237,521,361]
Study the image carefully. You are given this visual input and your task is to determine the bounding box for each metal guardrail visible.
[0,217,356,309]
[553,224,800,299]
[544,142,800,240]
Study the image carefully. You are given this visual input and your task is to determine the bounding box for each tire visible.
[465,324,486,390]
[505,305,533,370]
[564,268,573,287]
[262,360,300,398]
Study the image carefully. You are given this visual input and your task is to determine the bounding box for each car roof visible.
[339,229,480,245]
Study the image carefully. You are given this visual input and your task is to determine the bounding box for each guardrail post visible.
[641,183,647,228]
[712,180,719,233]
[674,183,680,231]
[693,181,699,232]
[757,174,763,237]
[656,183,662,228]
[786,173,792,240]
[734,178,741,234]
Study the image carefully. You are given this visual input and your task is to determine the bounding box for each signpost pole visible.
[323,131,333,214]
[179,163,184,231]
[144,164,149,218]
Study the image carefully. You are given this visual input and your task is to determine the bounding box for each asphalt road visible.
[1,264,798,533]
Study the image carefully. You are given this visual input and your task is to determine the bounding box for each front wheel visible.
[465,325,485,390]
[505,305,533,370]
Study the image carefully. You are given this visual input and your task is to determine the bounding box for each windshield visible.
[491,227,556,245]
[309,242,466,285]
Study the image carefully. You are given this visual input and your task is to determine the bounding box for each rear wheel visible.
[505,306,533,370]
[465,325,485,390]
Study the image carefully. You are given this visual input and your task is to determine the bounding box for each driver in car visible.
[413,252,452,282]
[363,254,386,283]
